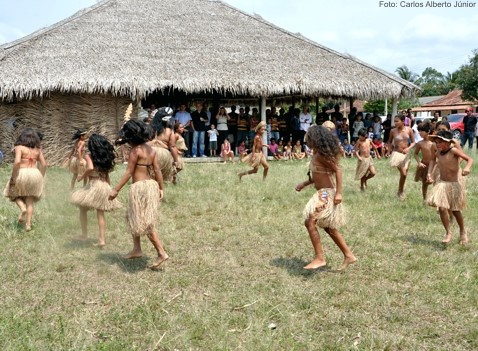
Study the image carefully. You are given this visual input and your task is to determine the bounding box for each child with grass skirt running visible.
[109,120,169,269]
[238,121,269,181]
[3,128,47,231]
[71,134,122,247]
[295,125,356,271]
[67,129,87,190]
[426,130,473,245]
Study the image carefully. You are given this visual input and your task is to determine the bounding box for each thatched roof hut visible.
[0,0,419,163]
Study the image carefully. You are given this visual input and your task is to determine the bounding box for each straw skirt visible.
[303,188,345,229]
[389,151,411,169]
[71,179,122,211]
[241,152,265,168]
[426,181,465,211]
[355,157,373,180]
[127,179,160,237]
[69,156,86,175]
[152,146,175,182]
[3,168,43,201]
[414,164,429,182]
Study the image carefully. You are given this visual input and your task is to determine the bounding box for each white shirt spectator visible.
[299,111,312,132]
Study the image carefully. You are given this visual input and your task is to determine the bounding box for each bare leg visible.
[124,236,143,259]
[421,182,429,201]
[147,230,169,269]
[70,173,78,190]
[452,211,468,244]
[15,198,27,224]
[438,207,452,243]
[238,167,258,181]
[79,207,88,240]
[25,197,34,231]
[96,210,106,247]
[397,166,408,200]
[324,227,357,271]
[260,158,269,180]
[303,218,327,269]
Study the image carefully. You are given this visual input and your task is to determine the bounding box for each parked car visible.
[446,113,465,140]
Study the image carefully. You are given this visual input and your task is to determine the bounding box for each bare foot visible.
[124,250,143,259]
[304,259,327,270]
[75,235,89,241]
[148,255,169,269]
[459,232,469,245]
[336,256,357,272]
[94,242,106,249]
[18,210,26,224]
[25,224,32,232]
[442,233,452,244]
[397,192,406,201]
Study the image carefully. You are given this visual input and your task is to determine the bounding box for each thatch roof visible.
[0,0,420,102]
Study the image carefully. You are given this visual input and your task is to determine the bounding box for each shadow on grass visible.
[270,256,331,277]
[401,234,447,251]
[97,251,149,273]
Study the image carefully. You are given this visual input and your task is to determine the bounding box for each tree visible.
[415,67,445,96]
[395,65,419,83]
[363,98,419,115]
[456,49,478,101]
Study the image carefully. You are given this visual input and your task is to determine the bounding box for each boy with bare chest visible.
[354,128,381,191]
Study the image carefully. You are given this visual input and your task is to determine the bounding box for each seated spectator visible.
[373,137,385,158]
[268,138,281,160]
[283,140,293,160]
[220,137,234,163]
[292,140,305,160]
[304,142,312,158]
[343,139,354,158]
[237,140,248,161]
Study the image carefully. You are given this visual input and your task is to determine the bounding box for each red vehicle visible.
[446,113,465,140]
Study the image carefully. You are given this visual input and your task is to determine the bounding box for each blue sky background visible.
[1,0,477,76]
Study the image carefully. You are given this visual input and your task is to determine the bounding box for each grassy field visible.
[1,153,478,350]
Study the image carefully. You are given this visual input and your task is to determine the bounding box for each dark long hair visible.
[88,134,116,173]
[305,125,341,162]
[14,128,41,148]
[72,128,86,140]
[115,120,153,146]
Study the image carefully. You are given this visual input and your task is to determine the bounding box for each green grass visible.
[1,152,478,350]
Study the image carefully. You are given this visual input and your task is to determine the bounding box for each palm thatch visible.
[0,0,419,102]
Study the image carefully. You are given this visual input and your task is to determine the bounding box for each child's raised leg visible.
[324,227,357,271]
[25,196,34,231]
[260,158,269,180]
[238,167,259,181]
[79,207,88,240]
[452,210,468,244]
[438,207,452,243]
[15,198,27,224]
[124,236,143,259]
[303,217,326,269]
[147,230,169,269]
[96,209,106,247]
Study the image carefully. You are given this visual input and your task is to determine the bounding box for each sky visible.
[1,0,477,77]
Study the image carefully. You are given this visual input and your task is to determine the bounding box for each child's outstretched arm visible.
[452,148,473,176]
[77,154,93,182]
[109,148,137,200]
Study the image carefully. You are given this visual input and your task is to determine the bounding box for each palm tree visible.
[395,65,419,83]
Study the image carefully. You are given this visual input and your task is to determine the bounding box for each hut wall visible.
[0,93,133,165]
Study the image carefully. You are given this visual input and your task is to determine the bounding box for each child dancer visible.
[4,128,47,231]
[386,115,415,200]
[295,125,356,271]
[71,134,122,247]
[426,130,473,244]
[109,120,168,269]
[238,121,269,181]
[413,122,435,201]
[354,128,381,191]
[67,129,87,190]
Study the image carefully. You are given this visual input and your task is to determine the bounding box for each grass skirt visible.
[69,156,86,175]
[355,157,372,180]
[389,151,411,169]
[241,152,265,168]
[426,181,465,211]
[71,179,122,211]
[152,146,175,182]
[3,168,43,201]
[128,179,160,237]
[414,163,429,182]
[303,188,345,229]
